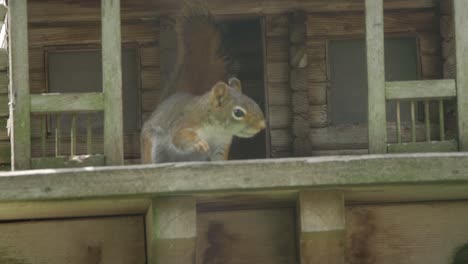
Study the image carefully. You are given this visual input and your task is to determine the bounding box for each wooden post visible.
[365,0,387,153]
[453,0,468,150]
[8,0,31,170]
[146,197,197,264]
[102,0,124,165]
[298,191,345,264]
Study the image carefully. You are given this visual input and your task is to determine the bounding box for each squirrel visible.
[140,2,266,163]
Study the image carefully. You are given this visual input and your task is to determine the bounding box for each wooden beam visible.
[27,0,439,24]
[8,0,31,170]
[102,0,124,165]
[30,93,104,113]
[298,191,345,264]
[454,0,468,151]
[385,79,457,100]
[146,197,196,264]
[0,153,467,201]
[365,0,387,154]
[387,140,458,153]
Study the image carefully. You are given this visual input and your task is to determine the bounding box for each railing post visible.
[453,0,468,151]
[365,0,387,154]
[102,0,124,165]
[298,191,345,264]
[9,0,31,170]
[146,197,197,264]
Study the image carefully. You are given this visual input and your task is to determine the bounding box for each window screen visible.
[328,38,419,124]
[47,49,139,134]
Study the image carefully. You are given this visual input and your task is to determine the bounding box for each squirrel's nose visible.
[257,120,266,130]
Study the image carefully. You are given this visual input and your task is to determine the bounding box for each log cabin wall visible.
[289,7,443,157]
[0,0,447,165]
[26,0,160,162]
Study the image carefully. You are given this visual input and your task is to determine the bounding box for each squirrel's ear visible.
[210,82,228,107]
[228,77,242,92]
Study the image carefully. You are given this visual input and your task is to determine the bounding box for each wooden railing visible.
[365,0,467,153]
[8,0,124,170]
[385,80,458,153]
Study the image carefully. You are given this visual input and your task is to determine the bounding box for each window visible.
[328,37,419,124]
[45,47,140,157]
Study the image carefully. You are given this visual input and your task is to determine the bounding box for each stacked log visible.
[265,15,293,158]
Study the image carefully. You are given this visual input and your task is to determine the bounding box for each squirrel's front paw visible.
[193,139,210,153]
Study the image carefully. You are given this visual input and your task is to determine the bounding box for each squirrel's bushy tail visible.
[160,0,233,100]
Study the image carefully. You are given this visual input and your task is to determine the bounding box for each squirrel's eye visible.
[232,106,246,120]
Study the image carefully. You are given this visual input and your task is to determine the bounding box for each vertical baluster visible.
[71,113,77,156]
[396,100,402,143]
[40,115,46,157]
[55,114,61,157]
[411,100,416,142]
[87,114,93,155]
[439,100,445,141]
[424,100,431,141]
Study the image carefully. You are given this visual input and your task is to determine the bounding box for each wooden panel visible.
[385,79,456,99]
[270,128,293,147]
[346,201,468,264]
[9,0,31,170]
[267,82,291,106]
[146,197,196,264]
[269,105,292,129]
[27,0,439,24]
[102,0,124,165]
[454,0,468,150]
[0,72,7,94]
[0,198,150,221]
[387,140,458,153]
[0,216,146,264]
[141,67,160,90]
[366,0,387,154]
[0,140,10,164]
[308,11,438,37]
[30,93,104,113]
[266,62,289,83]
[196,208,297,264]
[140,46,159,68]
[0,94,7,116]
[29,21,159,47]
[299,191,345,264]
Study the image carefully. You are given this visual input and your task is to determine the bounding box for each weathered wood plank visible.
[385,79,456,99]
[0,49,7,70]
[366,0,387,154]
[29,21,159,47]
[146,197,196,264]
[387,140,458,153]
[0,153,467,201]
[0,4,6,23]
[0,72,7,94]
[0,216,146,263]
[102,0,124,165]
[30,93,104,113]
[196,208,298,264]
[454,0,468,150]
[0,94,7,116]
[30,155,105,169]
[9,0,31,170]
[27,0,439,24]
[299,191,345,264]
[346,201,468,264]
[308,10,438,37]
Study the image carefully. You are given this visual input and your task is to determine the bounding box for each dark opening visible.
[221,18,267,160]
